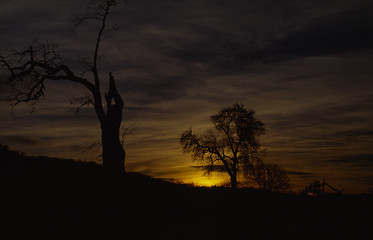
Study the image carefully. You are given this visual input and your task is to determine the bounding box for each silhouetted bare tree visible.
[246,162,290,192]
[0,0,126,173]
[180,104,266,189]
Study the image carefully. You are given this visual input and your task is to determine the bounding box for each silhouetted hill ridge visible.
[1,144,372,240]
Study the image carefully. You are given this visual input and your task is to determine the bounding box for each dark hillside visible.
[1,145,371,239]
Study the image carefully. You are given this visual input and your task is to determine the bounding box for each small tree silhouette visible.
[0,0,126,173]
[180,104,266,189]
[246,162,290,192]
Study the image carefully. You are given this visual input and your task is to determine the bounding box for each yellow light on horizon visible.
[186,174,228,187]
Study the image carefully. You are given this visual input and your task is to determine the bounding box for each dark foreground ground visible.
[1,145,372,240]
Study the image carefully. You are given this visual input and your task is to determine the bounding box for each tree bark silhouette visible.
[101,73,125,172]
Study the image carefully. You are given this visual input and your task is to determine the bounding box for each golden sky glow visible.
[189,176,227,187]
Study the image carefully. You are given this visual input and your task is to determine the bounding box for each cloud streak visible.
[325,154,373,167]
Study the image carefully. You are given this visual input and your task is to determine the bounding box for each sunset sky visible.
[1,0,373,193]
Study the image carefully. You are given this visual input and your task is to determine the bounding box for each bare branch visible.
[120,125,135,146]
[77,124,134,160]
[70,1,127,123]
[0,40,97,108]
[70,92,94,114]
[92,1,111,87]
[102,24,120,34]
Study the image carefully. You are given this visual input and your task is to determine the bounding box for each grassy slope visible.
[1,145,371,240]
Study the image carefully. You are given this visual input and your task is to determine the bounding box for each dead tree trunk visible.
[100,73,125,172]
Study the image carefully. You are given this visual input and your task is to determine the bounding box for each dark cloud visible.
[266,94,373,130]
[111,1,373,109]
[359,176,373,185]
[286,170,313,176]
[325,154,373,167]
[127,157,187,177]
[0,1,83,49]
[338,130,373,138]
[261,3,373,59]
[121,76,197,105]
[0,74,10,96]
[0,135,39,146]
[108,0,373,76]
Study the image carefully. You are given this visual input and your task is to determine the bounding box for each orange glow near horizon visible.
[168,169,231,187]
[188,175,228,187]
